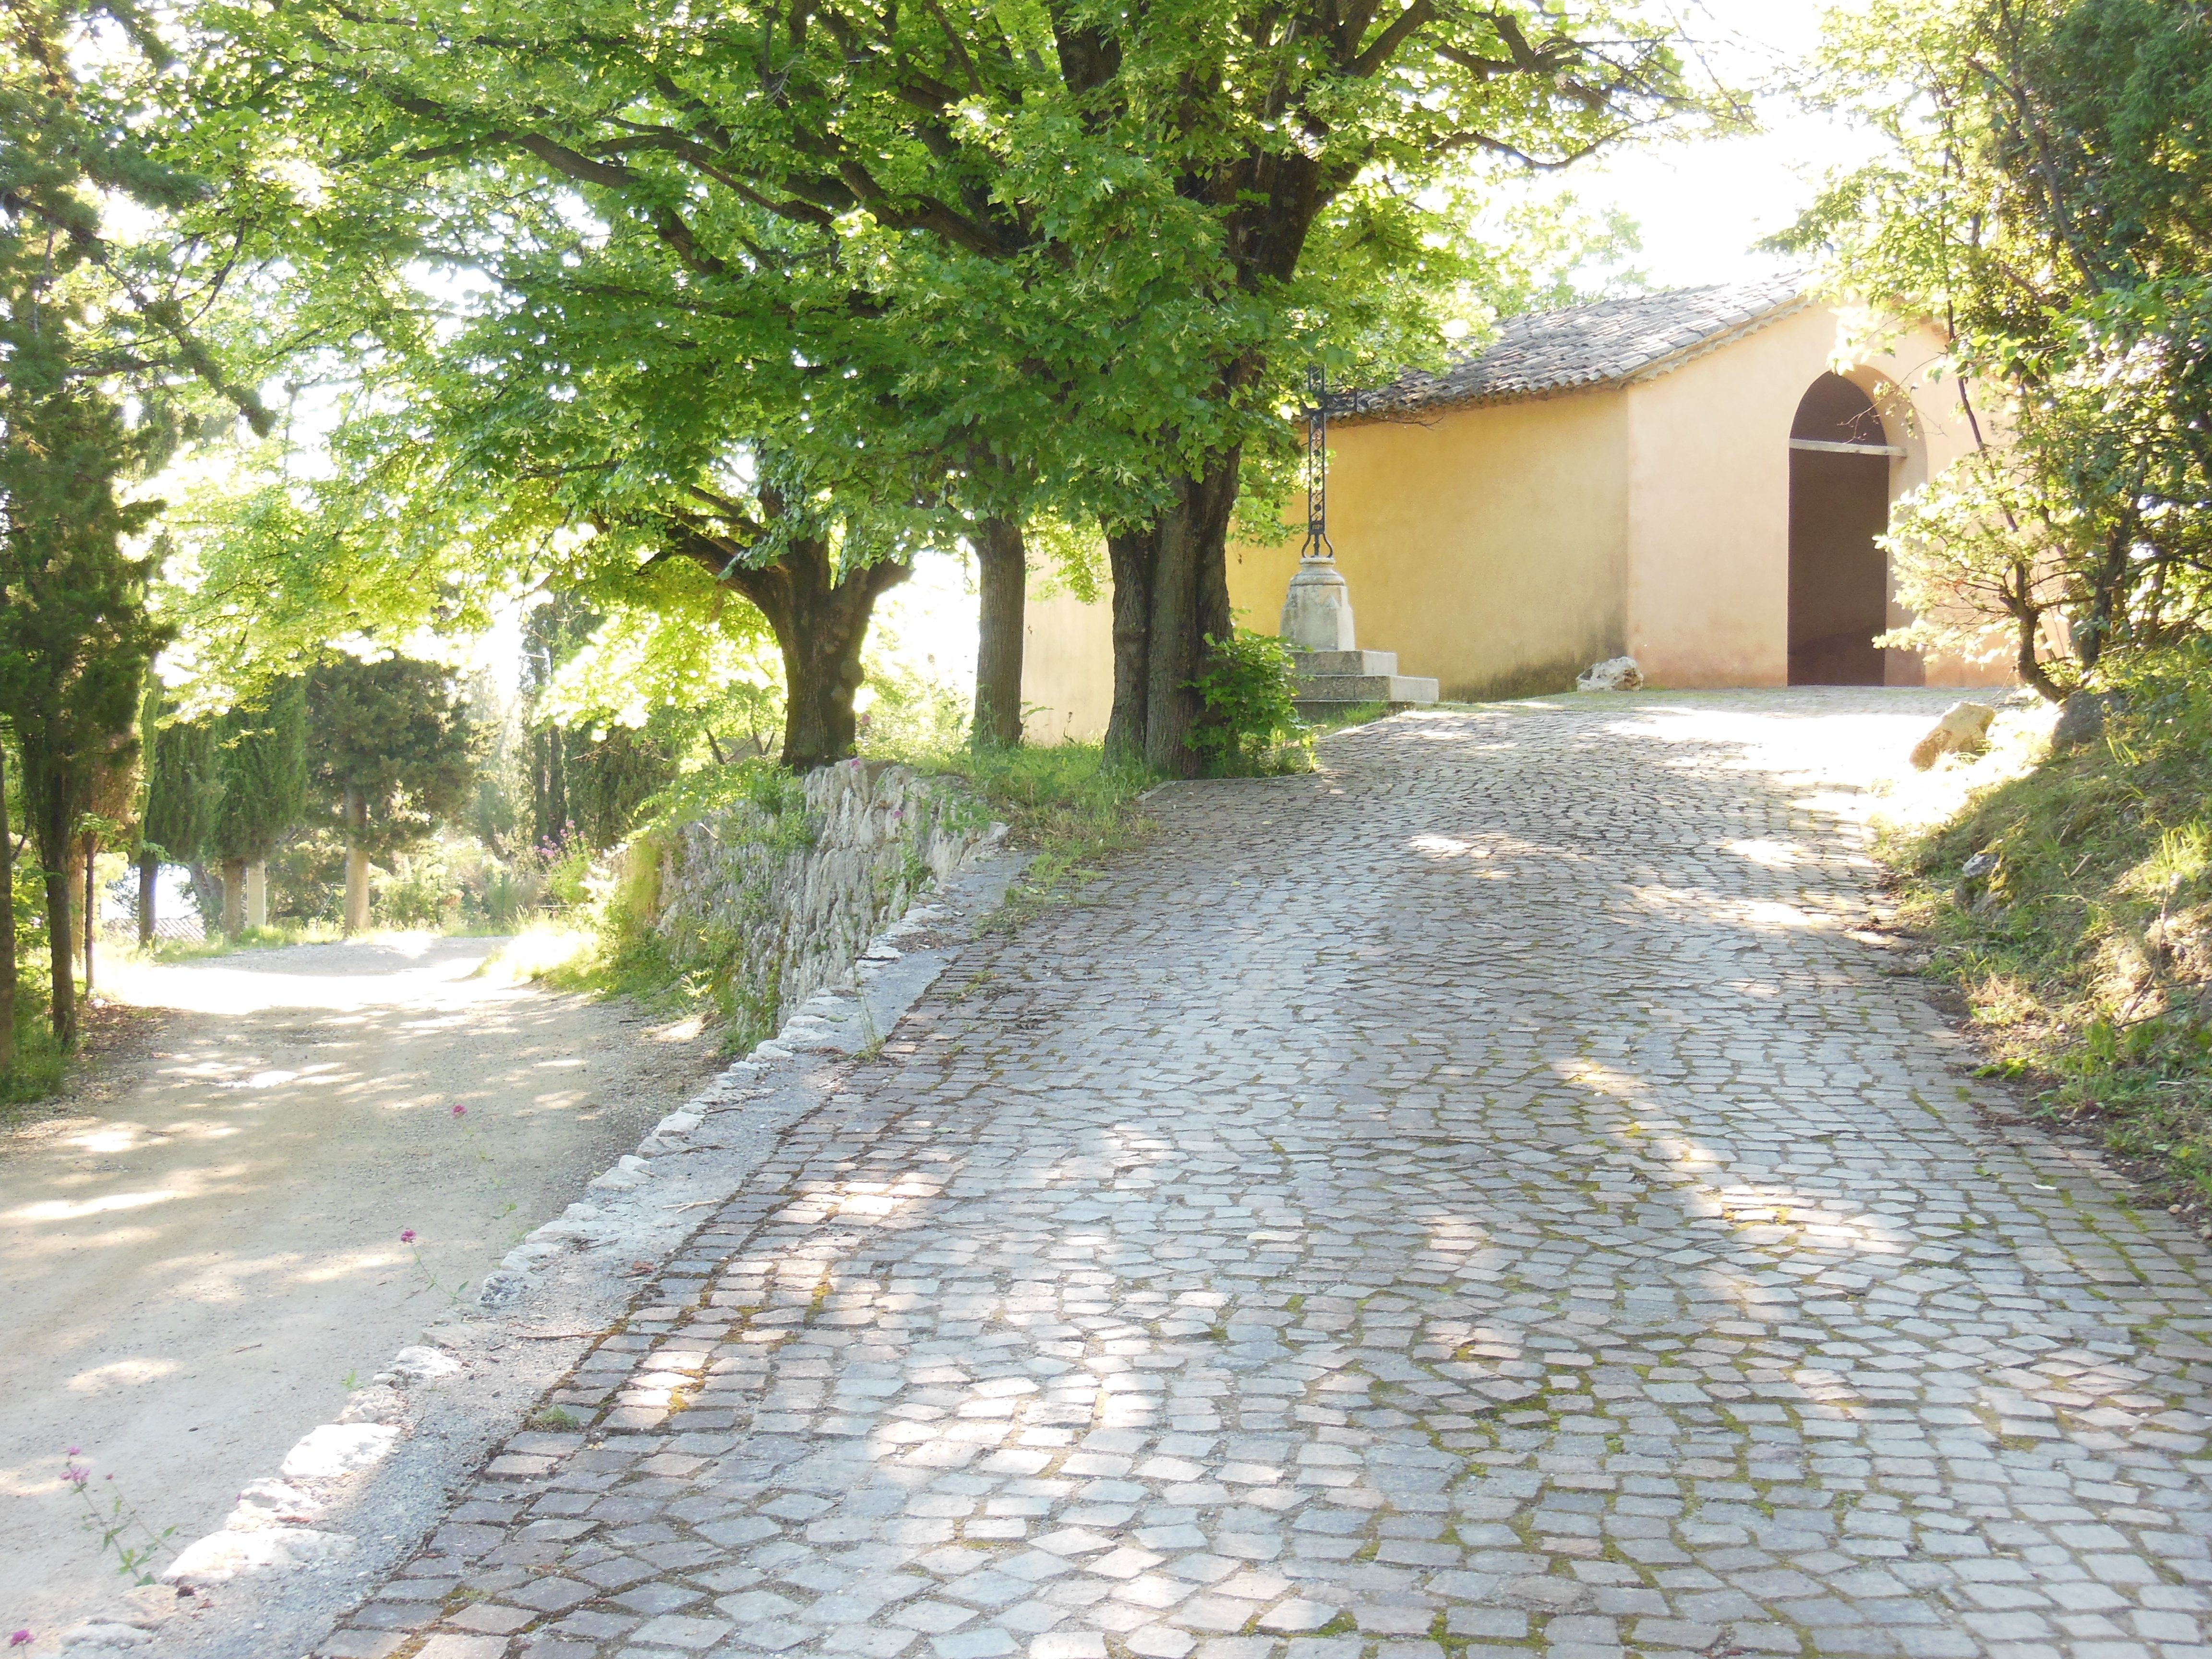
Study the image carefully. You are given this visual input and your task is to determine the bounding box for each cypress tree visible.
[0,386,167,1045]
[307,658,482,932]
[207,679,308,937]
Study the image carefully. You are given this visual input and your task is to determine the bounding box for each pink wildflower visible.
[451,1105,466,1118]
[400,1229,417,1244]
[11,1630,33,1647]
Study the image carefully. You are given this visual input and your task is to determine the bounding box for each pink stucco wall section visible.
[1624,304,1999,688]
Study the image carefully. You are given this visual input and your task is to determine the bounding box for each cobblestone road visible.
[329,693,2212,1659]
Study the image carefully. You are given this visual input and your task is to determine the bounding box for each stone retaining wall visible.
[632,758,995,1037]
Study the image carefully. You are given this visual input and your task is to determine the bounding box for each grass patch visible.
[926,743,1159,931]
[118,921,345,963]
[0,1013,68,1119]
[1307,700,1391,735]
[116,919,520,968]
[0,999,167,1125]
[1881,644,2212,1212]
[481,922,600,988]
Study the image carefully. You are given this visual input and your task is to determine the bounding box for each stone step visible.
[1291,649,1402,677]
[1293,672,1441,708]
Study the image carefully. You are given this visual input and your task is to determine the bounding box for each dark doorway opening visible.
[1788,373,1894,685]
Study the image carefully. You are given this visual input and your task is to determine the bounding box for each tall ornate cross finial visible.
[1301,363,1334,562]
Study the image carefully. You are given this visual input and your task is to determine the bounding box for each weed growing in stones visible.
[62,1451,175,1585]
[399,1228,470,1307]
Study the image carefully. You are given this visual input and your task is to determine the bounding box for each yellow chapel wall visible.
[1019,577,1116,745]
[1016,305,2012,741]
[1225,390,1631,701]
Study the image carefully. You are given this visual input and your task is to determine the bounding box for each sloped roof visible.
[1334,275,1811,421]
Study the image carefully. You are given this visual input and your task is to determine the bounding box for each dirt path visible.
[0,935,721,1643]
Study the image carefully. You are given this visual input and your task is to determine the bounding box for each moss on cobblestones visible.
[1887,648,2212,1213]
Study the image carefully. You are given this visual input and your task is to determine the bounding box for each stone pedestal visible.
[1289,650,1440,720]
[1277,556,1438,716]
[1280,558,1357,652]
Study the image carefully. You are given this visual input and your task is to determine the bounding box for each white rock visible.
[224,1479,319,1530]
[654,1111,702,1136]
[337,1382,407,1425]
[118,1586,184,1627]
[279,1423,398,1481]
[529,1218,600,1243]
[62,1623,156,1649]
[1575,656,1644,692]
[380,1345,462,1382]
[162,1526,357,1582]
[1909,701,1997,769]
[589,1154,653,1192]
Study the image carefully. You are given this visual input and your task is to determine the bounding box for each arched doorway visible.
[1787,373,1897,685]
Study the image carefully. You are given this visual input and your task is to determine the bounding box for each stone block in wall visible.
[630,760,995,1039]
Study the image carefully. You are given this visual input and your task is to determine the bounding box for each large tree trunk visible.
[1103,529,1156,764]
[724,537,911,771]
[220,855,248,938]
[668,502,911,771]
[0,743,14,1074]
[186,861,223,931]
[1106,454,1240,777]
[2078,516,2137,675]
[973,517,1028,750]
[29,763,77,1048]
[138,848,158,947]
[45,854,74,1046]
[542,726,567,847]
[343,787,372,933]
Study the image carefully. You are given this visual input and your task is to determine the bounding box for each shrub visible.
[1188,631,1310,775]
[542,842,597,910]
[373,844,457,930]
[476,866,541,932]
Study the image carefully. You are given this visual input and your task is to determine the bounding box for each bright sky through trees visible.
[1563,1,1874,288]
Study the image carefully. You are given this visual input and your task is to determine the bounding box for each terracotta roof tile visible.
[1335,275,1811,419]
